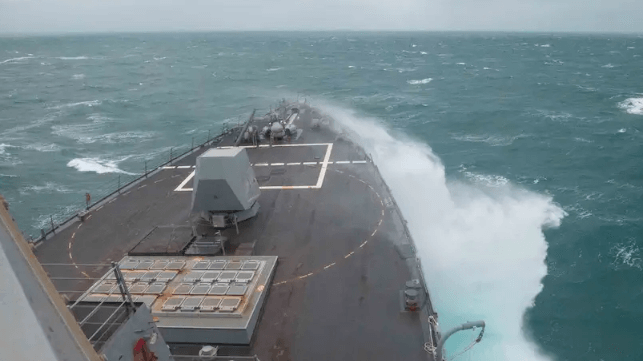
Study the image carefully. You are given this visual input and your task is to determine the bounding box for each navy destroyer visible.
[0,100,484,360]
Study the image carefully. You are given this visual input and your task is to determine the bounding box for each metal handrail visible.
[33,124,239,244]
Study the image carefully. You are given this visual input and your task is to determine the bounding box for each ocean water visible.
[1,32,642,360]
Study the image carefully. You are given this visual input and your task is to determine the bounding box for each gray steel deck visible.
[35,102,437,360]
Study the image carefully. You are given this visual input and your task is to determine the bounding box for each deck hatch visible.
[183,271,204,283]
[208,285,229,295]
[200,297,222,311]
[136,260,154,270]
[219,298,241,312]
[129,283,149,294]
[150,260,169,270]
[235,271,255,283]
[190,283,211,295]
[145,283,167,294]
[241,261,259,270]
[226,285,248,296]
[93,281,116,293]
[173,284,193,295]
[209,260,227,270]
[180,297,204,312]
[136,295,158,307]
[120,259,139,270]
[166,260,186,270]
[156,271,177,282]
[162,297,185,311]
[193,261,210,270]
[217,271,237,283]
[225,261,243,270]
[201,271,220,282]
[140,271,160,282]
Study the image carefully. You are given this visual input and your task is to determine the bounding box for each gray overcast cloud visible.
[0,0,642,34]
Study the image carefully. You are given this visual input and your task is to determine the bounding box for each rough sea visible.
[1,32,642,361]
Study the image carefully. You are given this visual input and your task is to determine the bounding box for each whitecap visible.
[540,44,551,48]
[618,97,643,115]
[397,67,417,73]
[618,128,626,133]
[153,56,166,61]
[0,56,36,65]
[50,100,101,109]
[56,56,89,60]
[452,134,527,146]
[266,67,282,72]
[72,74,85,80]
[23,143,60,152]
[348,65,355,68]
[573,137,593,143]
[610,241,641,270]
[602,63,616,68]
[19,182,72,196]
[67,158,135,175]
[411,44,417,48]
[407,78,432,85]
[0,143,17,155]
[420,51,428,55]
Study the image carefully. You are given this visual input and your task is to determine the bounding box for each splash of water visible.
[321,103,565,360]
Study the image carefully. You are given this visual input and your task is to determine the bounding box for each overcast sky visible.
[1,0,642,34]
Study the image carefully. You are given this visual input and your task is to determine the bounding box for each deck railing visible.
[33,123,241,245]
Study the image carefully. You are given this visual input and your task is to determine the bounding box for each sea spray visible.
[323,104,565,360]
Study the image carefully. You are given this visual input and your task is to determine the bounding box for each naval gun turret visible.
[191,148,260,228]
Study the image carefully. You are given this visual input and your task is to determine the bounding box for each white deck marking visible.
[171,143,370,191]
[138,184,147,189]
[177,165,191,169]
[315,143,334,188]
[175,170,195,192]
[352,160,367,164]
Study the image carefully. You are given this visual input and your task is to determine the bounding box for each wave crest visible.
[407,78,432,85]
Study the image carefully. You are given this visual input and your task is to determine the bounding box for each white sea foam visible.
[540,44,551,48]
[266,67,282,72]
[611,241,642,270]
[0,56,36,65]
[452,134,528,147]
[72,74,85,80]
[0,143,17,155]
[456,62,466,65]
[56,56,89,60]
[618,97,643,115]
[50,100,101,109]
[420,51,428,55]
[67,158,135,175]
[407,78,432,85]
[319,103,564,360]
[19,182,72,196]
[23,143,60,152]
[397,67,417,73]
[602,63,616,68]
[618,128,627,133]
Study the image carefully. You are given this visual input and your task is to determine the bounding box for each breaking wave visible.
[72,74,85,80]
[266,67,283,72]
[67,158,135,175]
[0,56,36,65]
[618,97,643,115]
[407,78,432,85]
[322,103,564,360]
